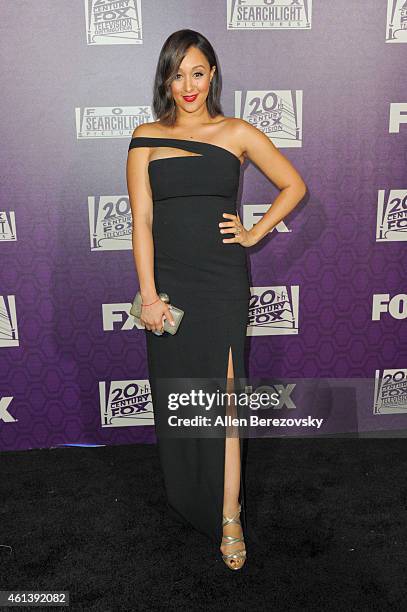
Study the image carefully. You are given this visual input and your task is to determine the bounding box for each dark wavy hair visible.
[152,29,223,126]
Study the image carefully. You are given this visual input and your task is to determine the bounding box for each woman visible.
[126,29,306,570]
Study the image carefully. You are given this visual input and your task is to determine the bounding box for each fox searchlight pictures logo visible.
[75,106,154,139]
[227,0,312,30]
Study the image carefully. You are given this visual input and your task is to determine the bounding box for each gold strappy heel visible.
[221,503,247,570]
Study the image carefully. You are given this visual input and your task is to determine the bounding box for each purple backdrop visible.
[1,0,406,451]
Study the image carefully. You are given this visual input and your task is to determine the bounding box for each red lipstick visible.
[183,94,198,102]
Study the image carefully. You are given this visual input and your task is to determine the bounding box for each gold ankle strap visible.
[222,503,242,527]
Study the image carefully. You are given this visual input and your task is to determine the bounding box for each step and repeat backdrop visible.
[1,1,406,451]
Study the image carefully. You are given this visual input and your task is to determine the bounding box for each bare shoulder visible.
[131,121,162,139]
[231,118,272,148]
[219,116,244,137]
[215,117,247,157]
[220,117,272,160]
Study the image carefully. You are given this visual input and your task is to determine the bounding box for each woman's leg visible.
[220,347,246,568]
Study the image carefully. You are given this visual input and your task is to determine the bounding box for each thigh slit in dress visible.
[128,136,252,545]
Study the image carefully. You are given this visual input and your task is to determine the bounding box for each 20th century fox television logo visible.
[85,0,142,45]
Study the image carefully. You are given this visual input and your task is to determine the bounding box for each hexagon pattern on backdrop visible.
[1,1,406,451]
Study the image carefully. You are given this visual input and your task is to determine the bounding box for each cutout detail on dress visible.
[128,136,242,166]
[148,147,203,164]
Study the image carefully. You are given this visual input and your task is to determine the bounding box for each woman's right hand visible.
[140,297,175,333]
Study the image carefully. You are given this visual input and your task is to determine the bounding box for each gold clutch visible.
[130,291,184,335]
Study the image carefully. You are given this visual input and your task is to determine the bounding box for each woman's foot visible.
[220,503,247,570]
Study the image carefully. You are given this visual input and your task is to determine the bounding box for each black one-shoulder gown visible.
[128,136,252,545]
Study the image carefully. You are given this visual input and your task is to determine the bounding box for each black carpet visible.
[1,438,407,611]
